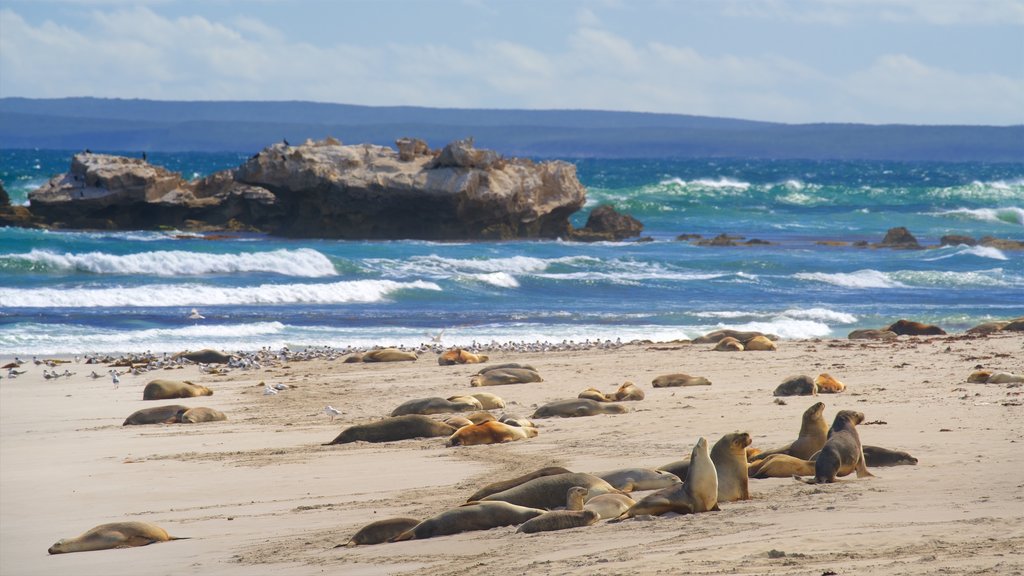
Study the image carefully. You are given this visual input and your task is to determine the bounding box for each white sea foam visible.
[888,269,1012,287]
[4,248,338,277]
[931,181,1024,202]
[711,319,833,340]
[925,245,1008,261]
[778,191,821,206]
[656,176,752,193]
[364,254,567,278]
[0,279,441,308]
[794,269,906,289]
[930,207,1024,226]
[780,308,858,324]
[468,272,520,288]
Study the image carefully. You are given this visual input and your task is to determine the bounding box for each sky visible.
[0,0,1022,125]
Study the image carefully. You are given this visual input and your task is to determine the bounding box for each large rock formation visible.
[25,138,588,240]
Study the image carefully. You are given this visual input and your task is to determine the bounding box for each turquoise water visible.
[2,150,1022,354]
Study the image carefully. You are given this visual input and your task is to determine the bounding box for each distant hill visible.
[1,97,1021,161]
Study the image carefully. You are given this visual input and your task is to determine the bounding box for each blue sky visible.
[1,0,1022,125]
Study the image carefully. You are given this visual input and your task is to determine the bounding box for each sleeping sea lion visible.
[711,432,752,502]
[516,487,600,534]
[613,381,645,401]
[474,363,537,375]
[584,493,635,519]
[749,402,828,462]
[531,399,628,419]
[446,421,538,446]
[178,407,226,423]
[470,368,543,387]
[445,416,473,428]
[362,348,418,362]
[614,437,719,520]
[392,502,544,541]
[886,319,946,336]
[173,349,234,364]
[814,373,846,393]
[466,411,497,424]
[325,415,456,445]
[469,392,506,410]
[578,388,613,402]
[596,468,681,492]
[714,336,744,351]
[748,454,816,478]
[651,373,711,388]
[773,375,817,396]
[48,521,187,554]
[692,329,776,344]
[341,517,421,546]
[862,445,918,467]
[123,405,189,426]
[438,348,489,365]
[390,396,482,417]
[466,466,573,502]
[481,472,620,510]
[142,380,213,401]
[498,413,537,428]
[796,410,873,484]
[744,335,777,351]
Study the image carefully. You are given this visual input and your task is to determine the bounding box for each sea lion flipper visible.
[855,454,875,478]
[710,503,720,512]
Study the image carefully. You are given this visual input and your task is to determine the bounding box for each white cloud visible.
[721,0,1024,25]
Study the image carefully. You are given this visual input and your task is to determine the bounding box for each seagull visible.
[426,328,446,343]
[272,383,288,391]
[110,370,120,389]
[263,384,278,395]
[188,308,205,322]
[324,405,341,420]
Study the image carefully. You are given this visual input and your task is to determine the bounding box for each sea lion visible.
[584,493,635,519]
[467,466,573,502]
[48,521,187,554]
[466,411,497,424]
[342,517,420,546]
[475,363,537,374]
[886,319,946,336]
[445,416,473,428]
[362,348,418,362]
[531,399,628,419]
[615,437,719,520]
[966,321,1008,335]
[470,368,543,387]
[651,373,711,388]
[516,487,600,534]
[796,410,873,484]
[122,405,188,426]
[597,468,681,492]
[613,381,645,401]
[142,379,213,401]
[578,388,613,402]
[847,329,898,340]
[814,373,846,393]
[988,372,1024,384]
[390,396,482,417]
[748,454,816,478]
[967,370,993,383]
[749,401,828,462]
[393,501,545,541]
[178,407,226,423]
[342,353,364,363]
[710,432,752,502]
[446,421,538,446]
[773,375,817,396]
[469,392,506,410]
[325,415,456,445]
[438,348,489,365]
[173,349,234,364]
[744,335,778,351]
[498,413,537,428]
[693,329,776,344]
[481,472,620,510]
[862,445,918,467]
[714,336,744,351]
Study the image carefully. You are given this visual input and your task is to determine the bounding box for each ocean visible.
[1,150,1022,355]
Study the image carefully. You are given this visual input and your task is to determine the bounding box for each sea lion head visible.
[806,401,826,419]
[834,409,865,429]
[48,539,68,555]
[731,432,753,451]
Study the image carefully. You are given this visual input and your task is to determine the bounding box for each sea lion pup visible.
[123,405,188,426]
[48,521,187,554]
[885,319,946,336]
[362,348,418,362]
[710,432,752,502]
[470,368,543,387]
[481,472,620,510]
[469,392,506,410]
[531,398,628,419]
[498,413,537,428]
[749,402,828,462]
[516,487,600,534]
[392,501,544,541]
[651,373,712,388]
[446,421,538,447]
[466,411,497,424]
[178,407,227,423]
[584,493,636,519]
[438,348,489,365]
[142,379,213,401]
[596,468,681,492]
[862,445,918,467]
[474,363,537,375]
[445,416,474,428]
[773,375,817,396]
[814,373,846,393]
[173,349,234,364]
[342,517,420,546]
[714,336,744,351]
[847,329,897,340]
[748,454,816,479]
[796,410,873,484]
[744,335,777,351]
[466,466,572,502]
[614,437,719,520]
[390,396,482,417]
[325,415,456,445]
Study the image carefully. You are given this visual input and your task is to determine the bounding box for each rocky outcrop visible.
[876,227,921,249]
[568,205,643,241]
[0,179,42,228]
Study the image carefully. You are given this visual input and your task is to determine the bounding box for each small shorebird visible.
[323,405,341,420]
[110,370,120,389]
[263,384,278,395]
[188,308,205,322]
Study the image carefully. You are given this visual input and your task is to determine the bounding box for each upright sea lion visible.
[466,466,573,502]
[862,445,918,467]
[325,415,456,445]
[714,336,744,351]
[886,319,946,336]
[796,410,873,484]
[438,348,489,365]
[173,349,234,364]
[773,375,817,396]
[142,379,213,401]
[652,373,712,388]
[48,521,187,554]
[710,432,752,502]
[390,396,482,417]
[362,348,418,362]
[531,399,628,419]
[470,368,543,387]
[122,405,188,426]
[178,407,226,423]
[392,502,544,541]
[469,392,506,410]
[615,437,719,520]
[342,517,421,546]
[596,468,681,492]
[516,487,601,534]
[749,402,828,461]
[814,373,846,393]
[446,421,538,446]
[744,335,777,351]
[481,472,620,510]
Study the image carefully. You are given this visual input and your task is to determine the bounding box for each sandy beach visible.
[2,333,1023,576]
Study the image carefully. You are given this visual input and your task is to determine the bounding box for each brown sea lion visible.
[748,454,815,478]
[325,415,456,445]
[342,353,364,363]
[393,501,545,541]
[966,321,1008,335]
[614,437,719,520]
[584,493,636,519]
[466,411,497,424]
[613,381,645,400]
[362,348,418,362]
[773,375,817,396]
[596,468,681,492]
[651,373,712,388]
[474,363,538,374]
[48,521,187,554]
[711,432,752,502]
[796,410,873,484]
[178,407,226,423]
[173,349,234,364]
[693,329,776,344]
[516,487,600,534]
[749,401,828,462]
[470,368,543,387]
[498,413,536,428]
[885,319,946,336]
[438,348,489,365]
[578,388,613,402]
[481,472,620,510]
[469,392,506,410]
[531,399,628,419]
[341,517,420,546]
[714,336,744,351]
[862,445,918,467]
[847,329,898,340]
[390,396,482,417]
[445,416,474,428]
[142,379,213,401]
[122,405,189,426]
[814,373,846,393]
[446,421,538,447]
[466,466,573,502]
[967,370,993,383]
[744,335,778,351]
